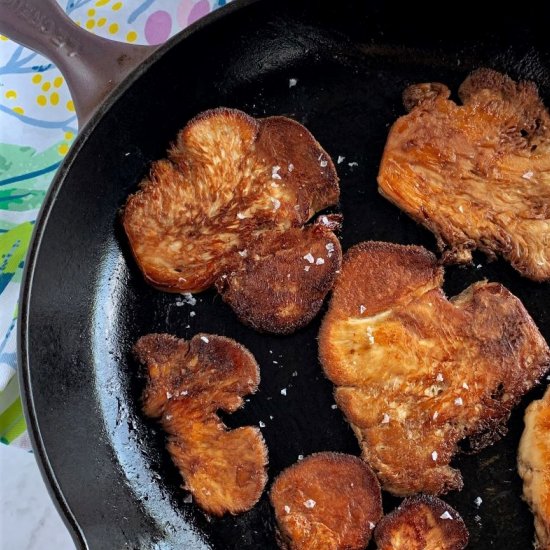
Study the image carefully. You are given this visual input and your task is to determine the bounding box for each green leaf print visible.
[0,222,33,292]
[0,143,63,212]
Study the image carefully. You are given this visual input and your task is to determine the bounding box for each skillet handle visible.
[0,0,157,127]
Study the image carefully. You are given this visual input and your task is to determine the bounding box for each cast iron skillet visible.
[4,0,550,548]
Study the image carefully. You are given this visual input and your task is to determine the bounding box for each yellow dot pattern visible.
[67,100,75,112]
[4,90,17,100]
[87,8,96,16]
[41,82,51,92]
[13,107,24,115]
[37,95,47,106]
[95,0,110,6]
[58,143,69,156]
[108,22,119,34]
[126,31,137,43]
[54,77,64,88]
[112,2,122,10]
[65,132,75,140]
[0,35,9,42]
[32,74,42,84]
[86,19,95,29]
[50,92,59,106]
[98,17,107,27]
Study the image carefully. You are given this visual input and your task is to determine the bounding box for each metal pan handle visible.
[0,0,157,126]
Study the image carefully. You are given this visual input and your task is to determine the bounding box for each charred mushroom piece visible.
[378,68,550,281]
[123,108,340,324]
[216,217,342,334]
[270,452,382,550]
[375,495,468,550]
[319,241,550,495]
[134,333,268,516]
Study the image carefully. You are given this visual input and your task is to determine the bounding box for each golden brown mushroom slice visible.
[378,68,550,280]
[216,216,342,334]
[134,333,268,516]
[375,495,468,550]
[319,241,550,496]
[518,385,550,550]
[270,452,382,550]
[122,108,339,294]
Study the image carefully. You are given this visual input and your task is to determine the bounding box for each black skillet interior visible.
[21,1,550,548]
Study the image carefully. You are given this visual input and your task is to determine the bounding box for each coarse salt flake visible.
[348,161,358,167]
[201,336,209,343]
[166,391,173,399]
[474,496,483,507]
[181,292,197,306]
[289,78,298,87]
[288,163,294,172]
[382,413,390,424]
[316,257,325,265]
[436,373,444,382]
[369,522,375,530]
[432,451,438,461]
[272,166,282,179]
[433,411,439,420]
[440,511,453,520]
[331,404,338,409]
[366,327,375,345]
[304,499,316,509]
[359,305,366,314]
[237,212,246,219]
[238,250,248,257]
[462,382,469,390]
[304,252,315,263]
[190,311,196,317]
[522,171,534,180]
[298,454,304,460]
[304,266,311,272]
[284,505,291,513]
[281,388,287,396]
[455,397,463,406]
[337,156,345,164]
[271,197,281,210]
[320,160,328,168]
[259,421,265,428]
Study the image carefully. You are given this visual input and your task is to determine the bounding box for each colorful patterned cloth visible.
[0,0,231,450]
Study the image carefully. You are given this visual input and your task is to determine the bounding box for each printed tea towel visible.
[0,0,232,449]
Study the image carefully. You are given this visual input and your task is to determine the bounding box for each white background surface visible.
[0,445,75,550]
